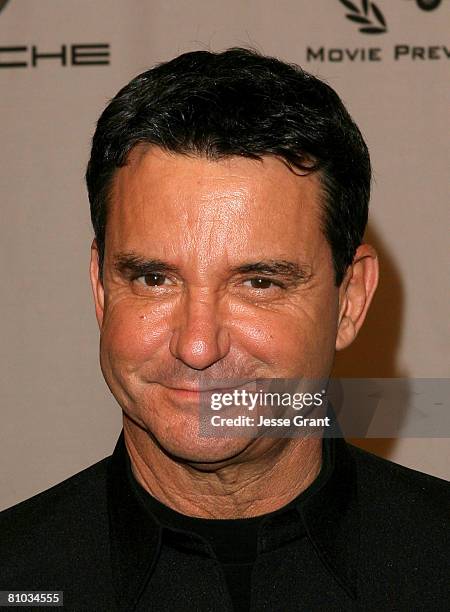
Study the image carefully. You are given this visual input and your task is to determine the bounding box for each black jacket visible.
[0,433,448,611]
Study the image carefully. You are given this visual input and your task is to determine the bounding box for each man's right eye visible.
[135,273,169,287]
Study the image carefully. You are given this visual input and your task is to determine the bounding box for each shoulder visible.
[0,455,110,528]
[347,442,449,514]
[0,456,112,587]
[346,443,449,599]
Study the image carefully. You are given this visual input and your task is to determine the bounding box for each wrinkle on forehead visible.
[106,147,327,281]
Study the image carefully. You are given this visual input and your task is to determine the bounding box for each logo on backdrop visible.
[0,1,110,68]
[306,0,448,62]
[0,0,10,15]
[411,0,442,10]
[339,0,388,35]
[338,0,443,36]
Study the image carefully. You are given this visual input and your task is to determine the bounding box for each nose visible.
[169,287,230,370]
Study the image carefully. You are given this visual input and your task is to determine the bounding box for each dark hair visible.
[86,47,370,285]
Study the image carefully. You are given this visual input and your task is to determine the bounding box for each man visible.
[0,48,448,611]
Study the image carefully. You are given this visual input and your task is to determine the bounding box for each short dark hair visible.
[86,47,371,285]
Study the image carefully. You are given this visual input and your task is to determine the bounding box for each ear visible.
[89,238,105,329]
[335,244,379,351]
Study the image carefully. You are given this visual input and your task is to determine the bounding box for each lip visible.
[162,387,221,404]
[165,386,237,395]
[165,388,201,399]
[163,381,255,395]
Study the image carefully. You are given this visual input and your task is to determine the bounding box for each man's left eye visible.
[244,277,278,290]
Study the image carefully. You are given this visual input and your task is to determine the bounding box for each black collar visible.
[107,432,359,611]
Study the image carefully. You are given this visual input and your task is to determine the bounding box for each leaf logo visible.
[0,0,10,15]
[339,0,388,34]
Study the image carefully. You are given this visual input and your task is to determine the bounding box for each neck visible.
[123,416,322,519]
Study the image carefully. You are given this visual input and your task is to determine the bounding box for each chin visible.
[125,392,257,466]
[153,428,253,467]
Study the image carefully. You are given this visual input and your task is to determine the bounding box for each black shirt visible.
[1,429,448,611]
[126,444,329,611]
[118,434,343,611]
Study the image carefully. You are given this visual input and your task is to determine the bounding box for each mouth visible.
[165,386,236,396]
[162,380,256,397]
[162,386,229,405]
[165,388,203,401]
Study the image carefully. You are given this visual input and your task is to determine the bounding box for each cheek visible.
[230,295,339,375]
[100,299,170,367]
[226,309,288,368]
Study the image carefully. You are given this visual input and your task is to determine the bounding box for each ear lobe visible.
[335,244,379,351]
[89,239,105,329]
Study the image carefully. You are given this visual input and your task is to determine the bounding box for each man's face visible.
[91,147,343,462]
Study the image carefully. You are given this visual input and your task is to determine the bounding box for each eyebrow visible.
[229,260,312,282]
[113,253,179,276]
[113,252,312,282]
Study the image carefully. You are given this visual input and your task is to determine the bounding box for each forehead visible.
[106,146,325,260]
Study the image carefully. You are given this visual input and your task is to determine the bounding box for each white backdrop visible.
[1,0,448,510]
